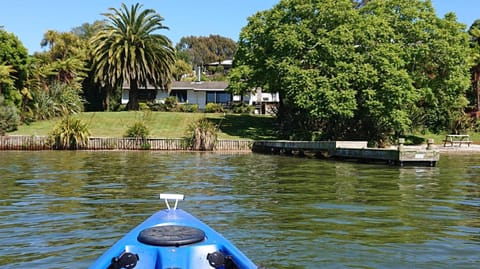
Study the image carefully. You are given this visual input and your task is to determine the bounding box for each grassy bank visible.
[10,111,479,144]
[11,112,279,140]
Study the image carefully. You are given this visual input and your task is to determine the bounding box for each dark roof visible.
[123,81,229,91]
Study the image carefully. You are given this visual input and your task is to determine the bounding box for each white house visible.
[122,81,280,114]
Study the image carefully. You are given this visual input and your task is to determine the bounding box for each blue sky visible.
[1,0,478,54]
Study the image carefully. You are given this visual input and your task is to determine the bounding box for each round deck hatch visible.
[137,225,205,246]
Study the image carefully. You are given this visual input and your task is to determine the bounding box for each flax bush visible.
[184,117,218,151]
[124,121,150,139]
[49,116,90,150]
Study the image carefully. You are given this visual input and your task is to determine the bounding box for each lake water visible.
[0,151,479,268]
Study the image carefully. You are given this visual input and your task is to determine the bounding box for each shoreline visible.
[1,134,480,155]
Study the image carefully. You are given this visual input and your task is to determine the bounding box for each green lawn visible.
[11,112,279,140]
[11,111,480,144]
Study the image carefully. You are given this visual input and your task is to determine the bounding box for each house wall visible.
[121,90,169,104]
[121,87,279,114]
[186,90,206,109]
[156,91,169,101]
[233,94,251,103]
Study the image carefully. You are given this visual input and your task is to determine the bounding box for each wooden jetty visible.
[0,135,439,166]
[252,140,439,166]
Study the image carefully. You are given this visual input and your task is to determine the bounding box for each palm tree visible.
[90,3,175,110]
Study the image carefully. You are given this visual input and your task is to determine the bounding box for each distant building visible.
[122,58,279,113]
[204,60,233,75]
[121,81,279,114]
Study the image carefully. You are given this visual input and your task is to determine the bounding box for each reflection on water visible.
[0,151,479,268]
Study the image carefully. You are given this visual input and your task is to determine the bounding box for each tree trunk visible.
[105,86,111,111]
[127,79,140,110]
[101,86,111,111]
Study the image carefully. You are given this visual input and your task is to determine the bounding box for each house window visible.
[206,91,232,105]
[138,89,157,102]
[170,90,187,102]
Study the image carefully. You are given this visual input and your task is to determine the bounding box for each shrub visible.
[31,82,84,120]
[148,102,166,111]
[124,121,150,139]
[184,117,218,151]
[124,121,151,149]
[0,96,20,135]
[178,103,199,113]
[232,103,254,114]
[164,96,178,111]
[31,90,55,120]
[449,111,473,134]
[49,116,90,150]
[116,104,127,111]
[205,103,224,113]
[139,102,150,111]
[474,119,480,133]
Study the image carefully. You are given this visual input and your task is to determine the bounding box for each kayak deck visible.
[89,195,257,269]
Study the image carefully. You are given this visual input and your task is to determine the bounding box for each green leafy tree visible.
[40,30,86,61]
[360,1,470,136]
[172,58,192,81]
[90,3,175,111]
[176,35,237,68]
[71,21,106,40]
[233,0,471,144]
[72,21,113,111]
[0,29,29,108]
[227,65,254,99]
[469,19,480,112]
[234,0,360,140]
[23,29,87,120]
[37,30,88,87]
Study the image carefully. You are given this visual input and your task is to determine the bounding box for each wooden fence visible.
[0,135,253,151]
[0,135,50,150]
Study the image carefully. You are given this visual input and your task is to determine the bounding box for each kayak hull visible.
[89,208,257,269]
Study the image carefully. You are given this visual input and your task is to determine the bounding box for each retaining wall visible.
[0,135,252,151]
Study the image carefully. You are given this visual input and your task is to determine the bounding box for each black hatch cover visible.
[137,225,205,246]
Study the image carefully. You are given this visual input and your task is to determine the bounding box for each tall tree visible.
[176,35,237,68]
[469,19,480,112]
[71,21,106,40]
[37,30,88,87]
[71,21,112,111]
[90,3,175,110]
[355,0,470,137]
[0,29,29,107]
[233,0,470,143]
[172,58,192,81]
